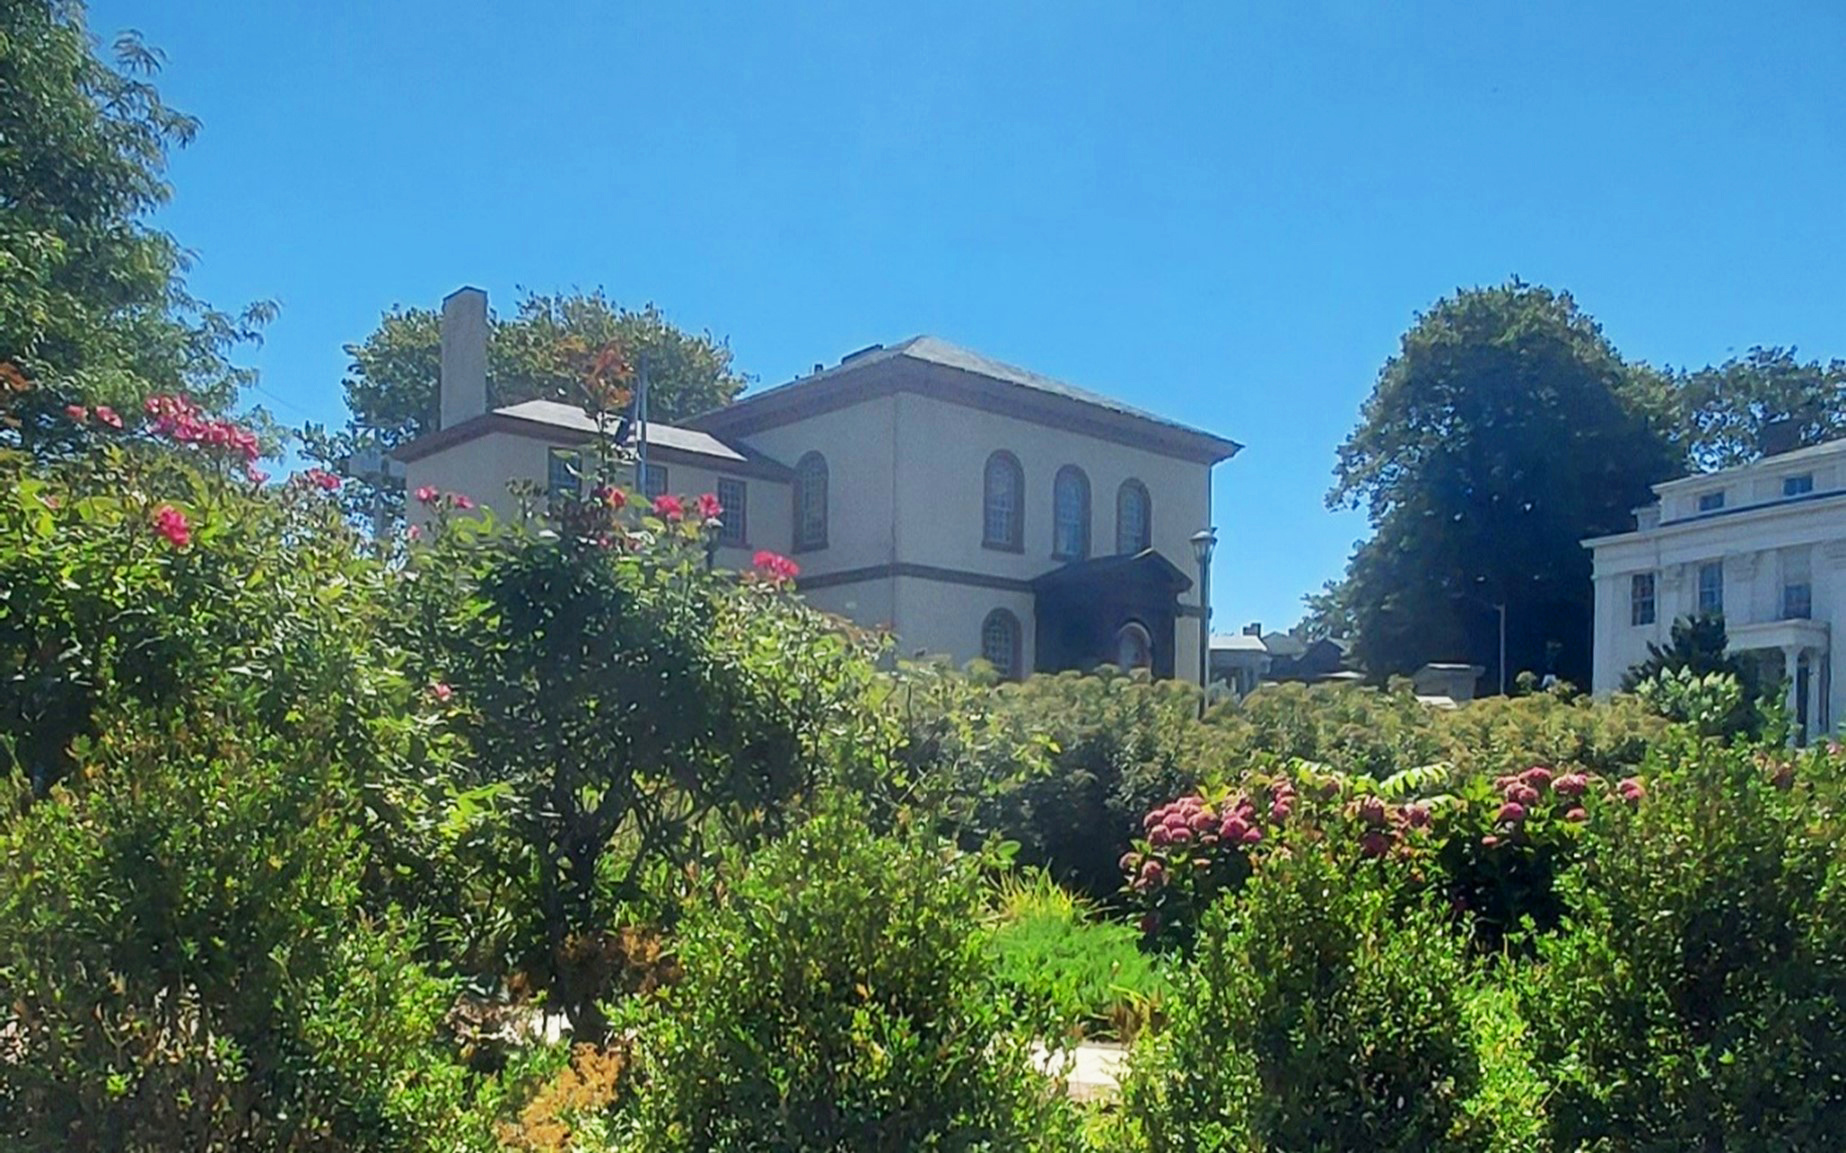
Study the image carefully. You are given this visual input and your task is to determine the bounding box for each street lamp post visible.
[1190,528,1218,717]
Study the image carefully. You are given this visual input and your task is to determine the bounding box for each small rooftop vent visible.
[839,343,883,365]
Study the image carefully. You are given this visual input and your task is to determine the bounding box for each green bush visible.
[988,873,1167,1043]
[0,708,495,1152]
[1118,848,1518,1153]
[1526,735,1846,1150]
[614,807,1075,1151]
[397,475,889,1037]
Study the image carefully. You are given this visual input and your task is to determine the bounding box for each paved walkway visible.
[1031,1041,1128,1101]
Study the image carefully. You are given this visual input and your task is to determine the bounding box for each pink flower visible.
[1119,851,1142,874]
[652,494,684,522]
[415,485,439,504]
[1553,772,1590,798]
[302,468,341,492]
[1564,807,1589,822]
[151,504,191,548]
[1403,802,1432,829]
[245,466,269,485]
[1240,825,1264,846]
[1148,825,1172,848]
[94,405,121,428]
[1137,859,1166,890]
[1168,825,1192,845]
[1482,834,1501,848]
[1617,777,1647,804]
[1496,801,1528,825]
[65,404,88,423]
[406,524,422,541]
[431,682,453,703]
[1360,831,1390,858]
[1188,809,1216,834]
[752,550,800,583]
[696,492,723,520]
[1505,783,1541,807]
[451,493,475,510]
[1521,766,1554,789]
[1269,799,1294,823]
[596,486,626,510]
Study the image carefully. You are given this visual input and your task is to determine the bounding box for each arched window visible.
[981,609,1023,679]
[794,452,828,551]
[1052,465,1090,560]
[1116,479,1152,554]
[983,451,1024,551]
[1116,621,1153,672]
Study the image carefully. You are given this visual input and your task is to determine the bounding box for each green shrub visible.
[615,807,1074,1151]
[1119,848,1516,1153]
[0,708,495,1152]
[988,872,1167,1043]
[1526,735,1846,1151]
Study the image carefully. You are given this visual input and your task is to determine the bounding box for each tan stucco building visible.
[399,287,1241,684]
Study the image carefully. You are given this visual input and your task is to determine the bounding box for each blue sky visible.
[92,0,1845,633]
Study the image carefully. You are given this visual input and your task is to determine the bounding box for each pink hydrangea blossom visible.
[752,550,800,583]
[696,492,723,519]
[1553,772,1590,798]
[415,485,439,504]
[652,494,684,522]
[1496,801,1528,825]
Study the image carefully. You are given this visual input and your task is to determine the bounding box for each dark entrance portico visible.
[1032,549,1194,678]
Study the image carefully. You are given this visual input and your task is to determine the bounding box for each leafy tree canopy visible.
[1675,345,1846,471]
[0,0,269,443]
[1323,279,1680,688]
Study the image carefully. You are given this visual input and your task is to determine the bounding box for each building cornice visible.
[1584,490,1846,552]
[692,357,1241,467]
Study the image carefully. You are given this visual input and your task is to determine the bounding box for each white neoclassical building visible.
[1584,438,1846,743]
[398,288,1241,684]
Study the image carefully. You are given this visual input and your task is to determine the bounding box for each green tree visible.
[1326,279,1679,689]
[1676,345,1846,471]
[1623,611,1772,739]
[0,0,269,446]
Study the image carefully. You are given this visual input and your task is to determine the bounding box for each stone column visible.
[1808,650,1825,746]
[1784,645,1803,740]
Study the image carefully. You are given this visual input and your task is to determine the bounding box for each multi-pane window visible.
[981,609,1021,679]
[983,452,1024,550]
[715,477,747,547]
[1698,490,1725,512]
[1116,480,1152,554]
[1630,572,1657,626]
[547,448,581,498]
[794,452,828,551]
[641,462,669,499]
[1698,561,1724,614]
[1052,466,1090,560]
[1784,582,1813,620]
[1784,473,1815,497]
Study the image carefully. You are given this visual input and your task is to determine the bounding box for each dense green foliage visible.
[612,809,1076,1152]
[988,873,1167,1044]
[1527,737,1846,1151]
[1120,853,1510,1152]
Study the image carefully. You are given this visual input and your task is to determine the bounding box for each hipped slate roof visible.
[692,335,1242,466]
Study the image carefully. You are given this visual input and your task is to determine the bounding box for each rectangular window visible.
[1784,582,1813,620]
[716,477,747,547]
[1697,561,1724,615]
[547,448,581,498]
[1698,491,1725,512]
[1630,572,1656,626]
[1784,473,1815,497]
[641,462,668,499]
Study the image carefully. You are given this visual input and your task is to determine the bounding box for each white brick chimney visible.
[439,286,488,429]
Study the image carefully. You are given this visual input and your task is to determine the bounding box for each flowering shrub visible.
[1126,757,1638,951]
